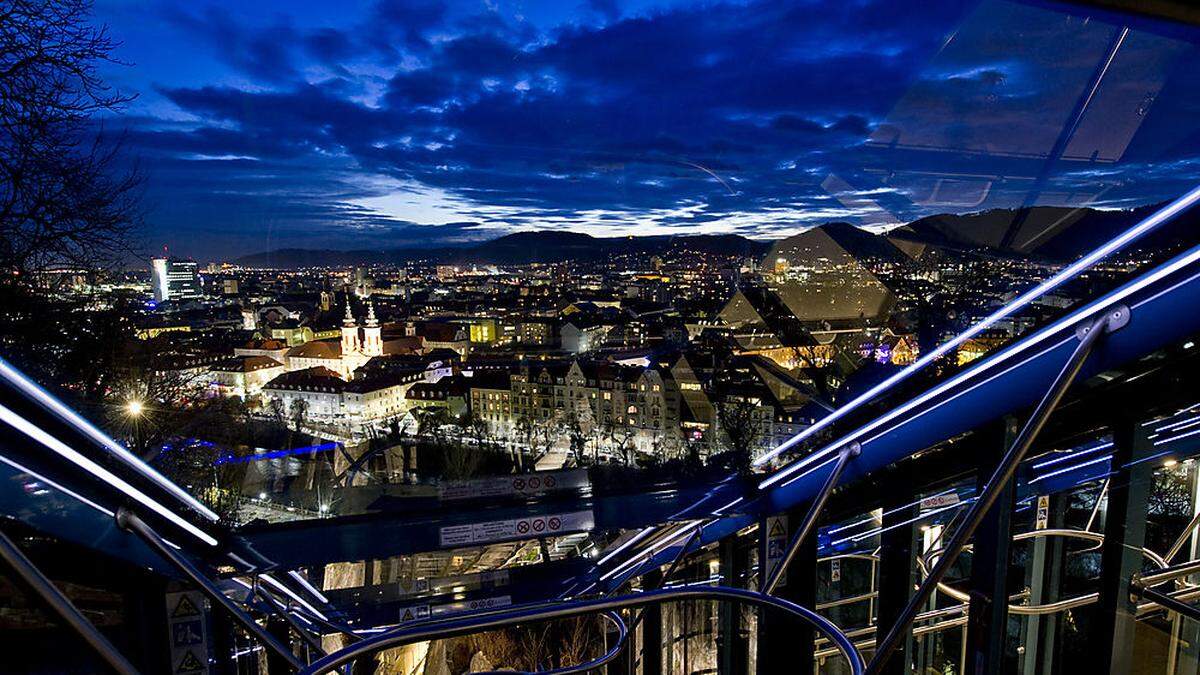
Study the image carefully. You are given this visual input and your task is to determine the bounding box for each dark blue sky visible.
[92,0,1200,260]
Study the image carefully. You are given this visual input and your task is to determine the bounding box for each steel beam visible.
[718,538,750,675]
[868,310,1116,675]
[0,528,140,675]
[116,508,303,671]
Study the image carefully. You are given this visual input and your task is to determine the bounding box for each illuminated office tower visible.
[150,256,202,302]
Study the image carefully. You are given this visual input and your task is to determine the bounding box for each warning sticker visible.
[176,650,204,673]
[165,591,209,674]
[438,510,593,547]
[171,594,201,619]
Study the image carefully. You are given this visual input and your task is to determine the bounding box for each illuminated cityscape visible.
[4,1,1200,674]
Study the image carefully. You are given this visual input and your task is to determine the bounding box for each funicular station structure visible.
[11,1,1200,674]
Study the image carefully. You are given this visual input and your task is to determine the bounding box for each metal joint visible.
[1077,305,1129,340]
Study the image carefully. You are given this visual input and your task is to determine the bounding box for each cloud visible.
[115,0,1200,259]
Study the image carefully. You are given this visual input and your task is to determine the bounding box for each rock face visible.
[468,651,494,672]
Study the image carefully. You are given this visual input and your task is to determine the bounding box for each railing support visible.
[867,309,1119,675]
[116,508,303,671]
[762,443,859,595]
[0,528,140,675]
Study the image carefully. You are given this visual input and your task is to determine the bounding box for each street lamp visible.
[125,398,146,458]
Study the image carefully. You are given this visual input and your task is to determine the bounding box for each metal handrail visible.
[299,585,865,675]
[918,528,1168,614]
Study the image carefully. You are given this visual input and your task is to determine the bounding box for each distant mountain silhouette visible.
[896,202,1197,259]
[235,232,771,267]
[234,203,1194,268]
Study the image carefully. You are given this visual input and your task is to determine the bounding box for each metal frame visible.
[0,528,141,675]
[115,508,303,671]
[299,585,867,675]
[867,309,1120,674]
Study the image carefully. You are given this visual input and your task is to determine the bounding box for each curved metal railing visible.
[470,611,628,675]
[299,586,866,675]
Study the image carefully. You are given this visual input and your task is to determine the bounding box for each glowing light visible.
[1029,454,1112,483]
[125,399,144,417]
[287,571,330,605]
[1031,441,1114,470]
[596,526,657,566]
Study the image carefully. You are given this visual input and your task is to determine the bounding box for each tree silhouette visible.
[0,0,142,276]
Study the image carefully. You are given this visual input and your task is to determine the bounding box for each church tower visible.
[362,302,383,357]
[341,301,360,355]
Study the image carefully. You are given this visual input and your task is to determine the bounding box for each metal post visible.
[964,418,1019,675]
[1088,416,1154,674]
[116,508,303,671]
[641,570,664,675]
[717,538,749,675]
[875,464,919,675]
[266,616,295,675]
[762,444,859,595]
[867,310,1116,675]
[756,503,815,675]
[0,528,140,675]
[1022,494,1066,675]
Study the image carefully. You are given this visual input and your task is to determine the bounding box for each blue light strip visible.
[761,233,1200,491]
[829,498,974,547]
[1029,454,1112,483]
[1031,440,1114,470]
[1157,415,1200,434]
[754,183,1200,469]
[1155,425,1200,447]
[214,442,340,465]
[0,356,220,522]
[826,487,958,535]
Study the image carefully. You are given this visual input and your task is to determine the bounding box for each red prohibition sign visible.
[513,478,525,490]
[532,519,546,532]
[545,476,557,488]
[529,477,541,489]
[516,521,530,534]
[548,517,561,530]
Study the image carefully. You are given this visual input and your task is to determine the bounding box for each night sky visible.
[92,0,1200,260]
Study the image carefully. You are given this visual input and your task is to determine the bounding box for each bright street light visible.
[125,399,144,417]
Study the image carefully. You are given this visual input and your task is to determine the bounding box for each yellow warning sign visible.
[171,595,201,619]
[176,650,204,673]
[768,519,786,538]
